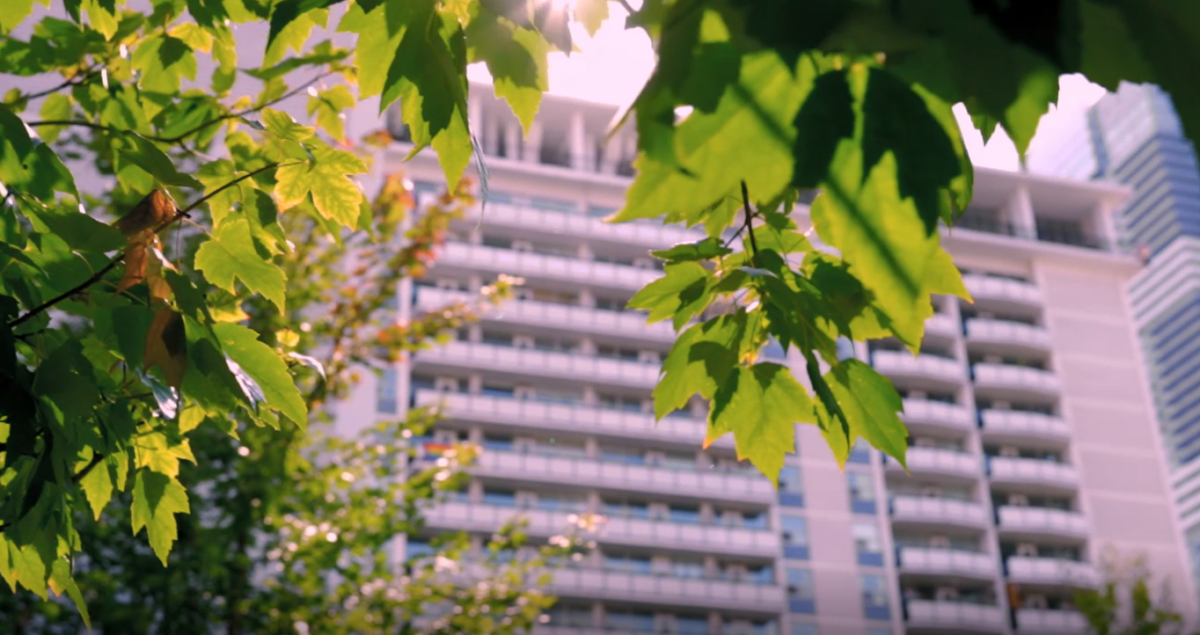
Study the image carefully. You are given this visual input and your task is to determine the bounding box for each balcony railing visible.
[902,399,974,431]
[925,313,959,338]
[903,600,1006,632]
[433,242,661,291]
[415,341,660,388]
[459,201,701,249]
[987,457,1078,490]
[425,501,780,557]
[871,350,965,386]
[890,496,990,528]
[1005,557,1099,587]
[472,450,773,503]
[972,363,1060,396]
[414,390,726,447]
[978,410,1071,443]
[415,287,675,342]
[886,448,980,480]
[896,547,996,579]
[962,275,1042,307]
[549,567,784,613]
[995,506,1089,538]
[965,319,1052,351]
[1014,608,1089,634]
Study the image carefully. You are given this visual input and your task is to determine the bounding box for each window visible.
[544,604,592,628]
[671,557,706,580]
[781,515,810,560]
[854,523,884,567]
[868,629,893,635]
[790,624,818,635]
[779,465,804,507]
[376,367,398,414]
[787,568,816,614]
[676,615,710,635]
[848,438,872,464]
[861,574,891,620]
[405,539,433,561]
[848,472,876,514]
[482,489,517,508]
[607,610,655,633]
[603,499,650,520]
[604,553,652,575]
[669,505,702,525]
[530,197,577,213]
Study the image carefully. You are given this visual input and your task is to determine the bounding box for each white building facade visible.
[334,88,1198,635]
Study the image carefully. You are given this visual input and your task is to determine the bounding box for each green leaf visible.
[0,0,34,34]
[306,84,355,141]
[78,452,113,521]
[212,323,307,427]
[708,363,810,484]
[133,428,195,477]
[115,134,204,189]
[37,94,73,144]
[274,144,367,226]
[23,203,125,253]
[792,69,855,189]
[49,558,90,628]
[130,470,190,565]
[466,11,549,133]
[131,34,197,96]
[0,107,78,200]
[32,339,98,425]
[267,0,338,51]
[651,237,732,262]
[654,311,756,419]
[822,359,907,467]
[575,0,609,36]
[262,107,314,142]
[194,218,288,312]
[627,262,713,330]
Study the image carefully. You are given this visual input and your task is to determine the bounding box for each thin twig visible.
[71,453,105,484]
[8,162,287,328]
[19,66,98,103]
[740,180,759,263]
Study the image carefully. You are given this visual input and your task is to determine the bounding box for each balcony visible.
[425,501,780,557]
[433,242,660,292]
[995,506,1089,540]
[890,497,990,530]
[1005,557,1099,588]
[472,450,773,504]
[987,457,1078,492]
[414,390,728,448]
[925,313,960,339]
[415,287,675,342]
[971,363,1060,398]
[902,399,974,433]
[415,341,659,389]
[962,275,1042,310]
[886,448,980,481]
[872,351,966,389]
[1014,609,1089,634]
[903,600,1006,633]
[965,319,1052,354]
[549,568,783,614]
[460,201,701,249]
[896,547,996,580]
[978,410,1071,446]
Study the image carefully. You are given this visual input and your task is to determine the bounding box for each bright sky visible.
[467,8,1110,173]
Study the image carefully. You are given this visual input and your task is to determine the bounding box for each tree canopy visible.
[0,0,1198,618]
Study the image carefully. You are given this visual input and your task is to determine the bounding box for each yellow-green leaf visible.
[131,471,190,565]
[194,218,288,312]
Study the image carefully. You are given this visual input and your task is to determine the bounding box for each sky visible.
[466,7,1110,173]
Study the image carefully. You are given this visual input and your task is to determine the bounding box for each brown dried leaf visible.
[114,189,177,236]
[144,306,187,388]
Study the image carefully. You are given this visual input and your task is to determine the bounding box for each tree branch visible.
[740,180,759,263]
[72,453,105,484]
[8,162,287,328]
[19,66,99,103]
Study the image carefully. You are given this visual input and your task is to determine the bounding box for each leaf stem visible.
[7,162,287,328]
[740,180,759,264]
[71,453,105,484]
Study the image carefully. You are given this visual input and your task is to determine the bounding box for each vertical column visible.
[467,93,483,145]
[569,111,587,170]
[521,121,542,164]
[504,121,521,161]
[1008,185,1037,240]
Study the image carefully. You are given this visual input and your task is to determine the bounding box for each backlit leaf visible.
[130,470,190,565]
[194,218,288,313]
[213,323,308,428]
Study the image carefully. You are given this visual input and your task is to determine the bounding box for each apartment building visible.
[333,86,1197,635]
[1030,82,1200,598]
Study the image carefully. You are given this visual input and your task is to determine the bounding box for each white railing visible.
[902,399,974,430]
[888,448,980,479]
[966,318,1052,349]
[425,501,780,557]
[962,274,1042,306]
[897,548,996,578]
[972,363,1060,394]
[550,567,784,612]
[925,313,960,338]
[463,201,702,248]
[996,506,1089,537]
[872,350,965,384]
[1014,609,1089,634]
[979,409,1071,441]
[415,287,675,341]
[473,450,773,502]
[988,457,1078,489]
[434,242,661,291]
[414,390,726,447]
[890,496,989,527]
[415,341,660,388]
[1006,557,1100,587]
[905,600,1006,630]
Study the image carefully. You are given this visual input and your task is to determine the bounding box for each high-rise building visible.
[338,86,1196,635]
[1030,82,1200,598]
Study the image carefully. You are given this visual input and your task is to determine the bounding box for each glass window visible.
[779,465,804,507]
[605,553,652,575]
[543,604,592,628]
[868,630,893,635]
[376,367,398,414]
[848,438,872,464]
[484,190,514,205]
[482,489,516,507]
[607,610,655,633]
[790,624,818,635]
[782,515,809,560]
[672,557,706,580]
[861,574,891,621]
[530,197,577,213]
[669,505,702,525]
[787,568,815,614]
[676,615,709,635]
[405,539,433,560]
[603,499,650,520]
[854,523,884,566]
[848,471,876,514]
